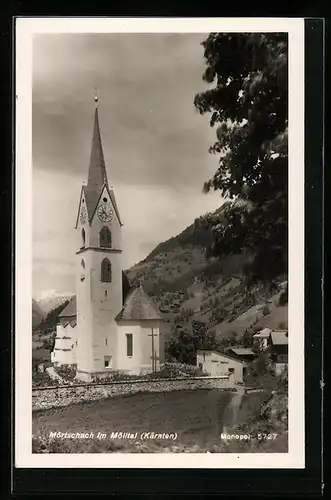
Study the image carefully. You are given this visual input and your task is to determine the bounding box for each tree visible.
[39,299,70,334]
[194,33,288,284]
[166,322,219,365]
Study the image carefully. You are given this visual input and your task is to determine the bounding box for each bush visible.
[166,325,219,364]
[32,370,58,388]
[54,364,77,382]
[157,362,207,378]
[248,352,273,379]
[93,371,144,383]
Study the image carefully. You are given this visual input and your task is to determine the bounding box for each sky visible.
[32,33,224,296]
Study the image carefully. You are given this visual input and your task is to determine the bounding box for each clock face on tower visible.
[97,203,113,222]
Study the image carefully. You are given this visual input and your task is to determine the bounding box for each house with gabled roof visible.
[51,98,164,380]
[268,329,288,375]
[252,327,273,351]
[224,346,257,362]
[196,349,246,384]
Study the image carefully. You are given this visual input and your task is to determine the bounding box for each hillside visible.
[125,205,288,346]
[32,299,45,330]
[32,204,287,346]
[33,296,74,335]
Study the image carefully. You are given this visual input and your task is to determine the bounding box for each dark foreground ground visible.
[32,388,287,453]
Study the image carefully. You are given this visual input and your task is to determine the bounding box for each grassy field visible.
[32,386,287,453]
[33,389,236,453]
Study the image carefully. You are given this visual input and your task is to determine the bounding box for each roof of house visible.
[115,286,163,322]
[225,347,256,356]
[196,349,246,365]
[253,327,272,338]
[270,330,288,346]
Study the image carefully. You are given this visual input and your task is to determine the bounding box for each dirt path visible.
[221,386,246,434]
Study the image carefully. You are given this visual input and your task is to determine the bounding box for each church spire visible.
[79,94,122,226]
[87,95,108,190]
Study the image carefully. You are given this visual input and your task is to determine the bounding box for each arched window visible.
[99,226,112,248]
[101,258,112,282]
[81,228,86,249]
[80,259,85,281]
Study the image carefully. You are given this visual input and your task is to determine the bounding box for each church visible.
[51,98,164,381]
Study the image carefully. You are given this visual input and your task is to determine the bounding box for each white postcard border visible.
[15,17,305,469]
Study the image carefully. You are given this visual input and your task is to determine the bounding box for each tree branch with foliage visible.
[194,33,288,283]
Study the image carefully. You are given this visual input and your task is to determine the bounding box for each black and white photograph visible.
[15,18,305,468]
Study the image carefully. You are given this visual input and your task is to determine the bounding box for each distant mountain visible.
[32,298,45,330]
[125,204,288,344]
[34,290,75,316]
[32,290,75,334]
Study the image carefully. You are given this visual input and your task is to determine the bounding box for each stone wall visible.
[32,376,233,411]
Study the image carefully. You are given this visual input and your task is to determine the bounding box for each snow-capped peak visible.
[34,289,74,302]
[34,290,75,315]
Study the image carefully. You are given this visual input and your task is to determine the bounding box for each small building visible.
[252,327,272,351]
[196,349,245,384]
[51,297,78,366]
[224,347,257,362]
[268,330,288,375]
[51,287,164,377]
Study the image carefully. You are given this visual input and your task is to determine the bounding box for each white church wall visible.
[51,323,78,367]
[117,320,161,374]
[57,348,75,366]
[76,253,94,375]
[91,309,118,372]
[117,323,142,374]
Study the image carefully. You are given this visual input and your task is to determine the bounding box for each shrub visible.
[32,370,58,388]
[249,352,273,379]
[54,364,77,382]
[162,362,207,377]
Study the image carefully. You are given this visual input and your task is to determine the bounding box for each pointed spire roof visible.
[81,98,122,225]
[83,102,108,219]
[87,104,108,189]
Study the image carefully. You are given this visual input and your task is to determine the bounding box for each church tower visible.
[75,96,123,381]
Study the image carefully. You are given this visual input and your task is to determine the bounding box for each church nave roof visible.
[115,286,163,322]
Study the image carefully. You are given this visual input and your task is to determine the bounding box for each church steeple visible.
[87,96,108,190]
[78,95,122,227]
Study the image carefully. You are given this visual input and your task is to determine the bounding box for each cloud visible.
[32,33,224,294]
[33,168,222,293]
[32,33,217,187]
